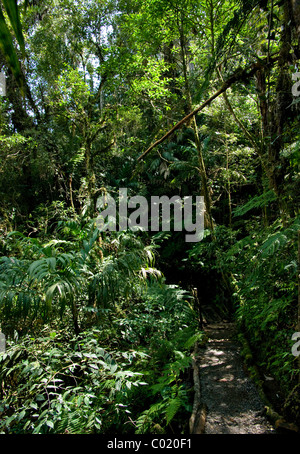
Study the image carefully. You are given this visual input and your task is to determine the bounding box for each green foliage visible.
[233,190,278,218]
[223,217,298,392]
[0,215,201,434]
[0,219,154,334]
[0,253,201,434]
[0,0,25,91]
[2,0,25,54]
[0,0,299,434]
[187,212,299,398]
[0,328,148,434]
[134,348,194,434]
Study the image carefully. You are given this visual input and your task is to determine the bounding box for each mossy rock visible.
[283,384,300,426]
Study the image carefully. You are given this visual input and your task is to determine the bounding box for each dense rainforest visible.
[0,0,299,436]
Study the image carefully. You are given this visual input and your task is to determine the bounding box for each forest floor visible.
[195,321,276,434]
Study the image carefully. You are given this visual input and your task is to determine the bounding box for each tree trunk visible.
[255,1,298,222]
[178,18,215,234]
[85,137,97,217]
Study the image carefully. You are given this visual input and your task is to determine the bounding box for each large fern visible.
[0,220,156,335]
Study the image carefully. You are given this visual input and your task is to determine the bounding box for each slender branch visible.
[92,139,115,157]
[216,66,261,154]
[137,55,279,162]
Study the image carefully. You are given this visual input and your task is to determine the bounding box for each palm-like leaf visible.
[0,221,155,334]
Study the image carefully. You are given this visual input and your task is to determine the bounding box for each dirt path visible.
[196,321,275,434]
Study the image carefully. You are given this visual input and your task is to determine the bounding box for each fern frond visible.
[233,190,277,217]
[165,397,182,425]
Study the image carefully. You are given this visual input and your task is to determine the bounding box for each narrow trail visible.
[196,321,276,434]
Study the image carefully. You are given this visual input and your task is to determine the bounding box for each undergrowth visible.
[0,220,203,434]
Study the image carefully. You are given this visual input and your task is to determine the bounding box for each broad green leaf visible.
[2,0,25,54]
[0,2,25,92]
